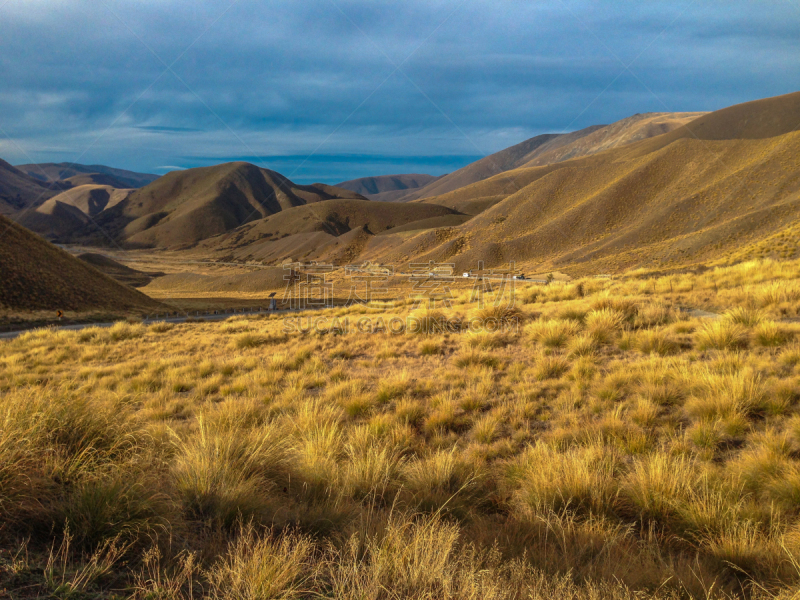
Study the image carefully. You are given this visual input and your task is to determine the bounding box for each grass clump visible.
[533,355,570,381]
[754,321,790,347]
[469,304,526,330]
[585,309,625,344]
[207,523,316,599]
[696,320,749,351]
[635,329,678,356]
[418,339,444,356]
[171,417,289,528]
[621,453,695,523]
[465,330,510,350]
[509,443,618,516]
[453,350,500,369]
[723,307,765,327]
[527,319,581,348]
[234,333,272,349]
[567,333,598,357]
[402,450,481,515]
[685,370,768,421]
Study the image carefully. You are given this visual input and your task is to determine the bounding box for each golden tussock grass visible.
[7,260,800,597]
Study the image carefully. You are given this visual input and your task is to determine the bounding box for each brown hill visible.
[18,199,90,237]
[77,162,367,249]
[628,91,800,157]
[16,162,159,188]
[362,92,800,275]
[403,113,705,206]
[45,185,132,216]
[519,112,706,168]
[401,133,568,201]
[218,198,458,241]
[0,213,160,311]
[201,198,461,263]
[408,113,714,217]
[19,185,133,239]
[377,214,473,235]
[335,173,441,200]
[0,159,63,215]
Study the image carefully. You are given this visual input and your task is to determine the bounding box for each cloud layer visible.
[0,0,797,183]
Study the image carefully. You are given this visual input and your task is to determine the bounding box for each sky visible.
[0,0,797,184]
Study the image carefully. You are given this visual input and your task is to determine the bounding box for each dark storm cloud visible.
[0,0,797,183]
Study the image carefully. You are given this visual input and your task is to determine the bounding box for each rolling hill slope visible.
[520,112,707,168]
[364,92,800,274]
[0,213,160,311]
[402,112,705,205]
[400,132,569,201]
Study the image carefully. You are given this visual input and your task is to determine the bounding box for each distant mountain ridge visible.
[0,160,157,217]
[16,162,159,188]
[335,173,443,201]
[0,158,64,215]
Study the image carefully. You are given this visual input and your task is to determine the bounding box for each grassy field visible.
[4,258,800,598]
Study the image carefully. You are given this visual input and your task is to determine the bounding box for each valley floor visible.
[4,258,800,598]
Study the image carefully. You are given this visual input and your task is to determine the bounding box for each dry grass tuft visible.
[207,524,316,599]
[527,319,581,348]
[509,443,618,516]
[585,309,625,344]
[636,329,679,356]
[696,320,750,351]
[469,304,526,330]
[723,307,766,327]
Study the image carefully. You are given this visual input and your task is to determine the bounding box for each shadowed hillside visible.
[202,198,462,263]
[0,213,159,311]
[365,92,800,274]
[77,253,163,288]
